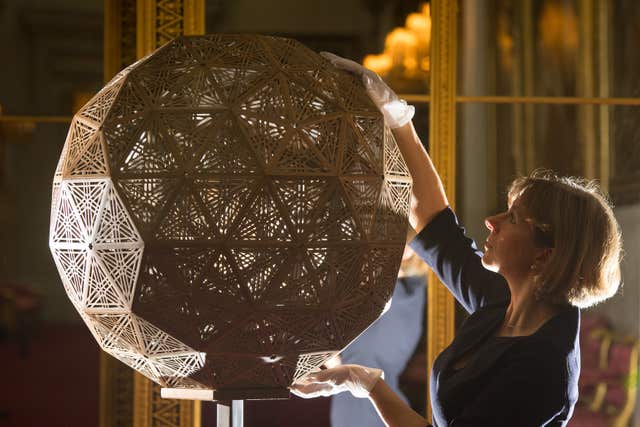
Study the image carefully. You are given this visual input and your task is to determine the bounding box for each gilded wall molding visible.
[578,0,597,181]
[427,0,457,418]
[137,0,205,58]
[182,0,205,36]
[596,0,611,195]
[100,352,134,427]
[104,0,137,82]
[521,0,535,174]
[133,372,201,427]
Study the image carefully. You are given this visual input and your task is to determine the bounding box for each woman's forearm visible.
[392,121,448,232]
[368,379,430,427]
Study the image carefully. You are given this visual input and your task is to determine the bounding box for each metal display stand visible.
[161,387,291,427]
[216,401,244,427]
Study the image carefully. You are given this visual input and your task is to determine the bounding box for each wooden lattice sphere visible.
[49,35,411,399]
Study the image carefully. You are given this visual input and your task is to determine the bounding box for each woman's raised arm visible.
[391,122,448,232]
[321,52,448,232]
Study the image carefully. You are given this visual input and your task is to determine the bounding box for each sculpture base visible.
[160,387,290,401]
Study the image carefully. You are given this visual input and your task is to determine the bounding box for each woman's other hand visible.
[290,364,384,399]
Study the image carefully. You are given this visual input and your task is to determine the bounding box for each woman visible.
[291,53,623,427]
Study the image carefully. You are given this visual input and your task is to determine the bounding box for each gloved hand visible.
[321,51,415,129]
[290,364,384,399]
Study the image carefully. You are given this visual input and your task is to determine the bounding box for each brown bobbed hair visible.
[507,170,622,308]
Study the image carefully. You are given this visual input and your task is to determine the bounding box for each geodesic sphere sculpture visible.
[49,34,411,399]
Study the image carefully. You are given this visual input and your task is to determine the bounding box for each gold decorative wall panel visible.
[596,0,610,195]
[100,352,135,427]
[578,0,596,179]
[137,0,205,58]
[104,0,138,83]
[427,0,457,418]
[134,372,201,427]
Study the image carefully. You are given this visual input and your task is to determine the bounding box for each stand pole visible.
[216,400,244,427]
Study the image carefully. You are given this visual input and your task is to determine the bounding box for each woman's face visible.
[481,199,543,281]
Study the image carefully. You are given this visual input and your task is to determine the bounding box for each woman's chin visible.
[481,256,499,272]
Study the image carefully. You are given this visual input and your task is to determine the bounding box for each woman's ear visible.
[534,247,554,267]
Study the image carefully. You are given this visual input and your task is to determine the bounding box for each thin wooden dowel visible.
[460,95,640,105]
[401,94,640,105]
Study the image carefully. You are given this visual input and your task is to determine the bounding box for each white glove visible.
[290,364,384,399]
[321,51,415,129]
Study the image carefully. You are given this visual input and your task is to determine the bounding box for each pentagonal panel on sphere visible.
[49,34,411,399]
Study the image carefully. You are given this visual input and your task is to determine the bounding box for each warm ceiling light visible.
[364,2,431,91]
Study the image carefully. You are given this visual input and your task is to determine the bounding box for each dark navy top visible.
[409,207,580,427]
